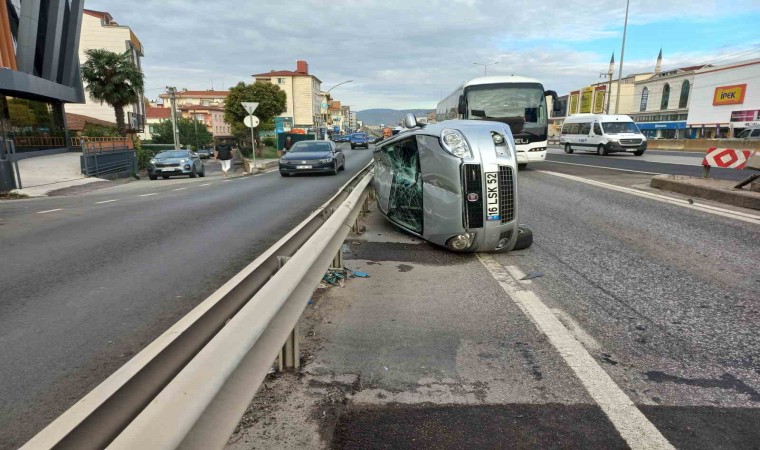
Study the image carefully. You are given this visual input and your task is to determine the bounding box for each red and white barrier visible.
[702,147,754,169]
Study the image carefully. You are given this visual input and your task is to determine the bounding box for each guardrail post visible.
[702,165,710,178]
[331,246,344,270]
[273,256,300,372]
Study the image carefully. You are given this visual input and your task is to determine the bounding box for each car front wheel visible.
[513,226,533,250]
[149,174,157,180]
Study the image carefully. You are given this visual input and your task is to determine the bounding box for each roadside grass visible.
[0,191,29,200]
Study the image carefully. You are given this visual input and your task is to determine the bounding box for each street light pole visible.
[321,80,353,140]
[614,0,630,114]
[473,61,499,76]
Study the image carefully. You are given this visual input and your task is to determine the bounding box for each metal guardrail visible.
[23,163,374,450]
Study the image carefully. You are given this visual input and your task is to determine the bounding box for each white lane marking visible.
[95,199,118,204]
[477,254,675,450]
[223,179,233,182]
[173,188,187,191]
[37,208,62,214]
[199,183,211,186]
[544,159,662,175]
[538,170,760,225]
[139,193,158,197]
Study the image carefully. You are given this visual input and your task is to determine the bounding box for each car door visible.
[592,122,603,146]
[333,143,344,167]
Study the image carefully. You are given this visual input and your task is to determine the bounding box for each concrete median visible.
[650,174,760,210]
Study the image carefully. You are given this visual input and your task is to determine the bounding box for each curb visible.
[650,175,760,210]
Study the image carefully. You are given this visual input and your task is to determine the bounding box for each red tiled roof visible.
[146,107,171,119]
[66,113,116,132]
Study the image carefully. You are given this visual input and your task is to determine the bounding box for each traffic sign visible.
[244,115,260,128]
[321,102,329,110]
[241,102,259,115]
[702,147,754,169]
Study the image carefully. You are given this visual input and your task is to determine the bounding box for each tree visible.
[150,118,213,148]
[224,81,286,156]
[81,49,145,136]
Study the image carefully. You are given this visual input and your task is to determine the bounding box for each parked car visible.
[737,125,760,140]
[373,113,531,252]
[279,140,345,176]
[148,150,205,180]
[197,148,212,159]
[350,132,370,149]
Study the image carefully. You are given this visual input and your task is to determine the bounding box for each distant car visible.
[148,150,205,180]
[197,148,212,159]
[279,140,345,176]
[350,132,370,149]
[737,125,760,140]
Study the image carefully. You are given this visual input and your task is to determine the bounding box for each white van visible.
[559,114,647,156]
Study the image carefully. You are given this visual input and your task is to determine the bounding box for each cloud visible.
[85,0,760,110]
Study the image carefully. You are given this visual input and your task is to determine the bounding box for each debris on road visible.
[521,271,544,281]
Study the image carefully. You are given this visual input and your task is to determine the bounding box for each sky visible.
[85,0,760,111]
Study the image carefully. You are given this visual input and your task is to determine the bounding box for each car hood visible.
[283,151,332,160]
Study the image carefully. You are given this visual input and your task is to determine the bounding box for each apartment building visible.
[65,9,145,131]
[252,60,322,128]
[157,90,232,138]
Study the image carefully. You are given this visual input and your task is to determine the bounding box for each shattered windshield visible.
[466,83,547,132]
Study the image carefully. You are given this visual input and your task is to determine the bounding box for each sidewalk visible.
[651,174,760,210]
[11,153,105,197]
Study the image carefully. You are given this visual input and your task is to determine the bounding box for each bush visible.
[263,137,275,147]
[134,140,154,170]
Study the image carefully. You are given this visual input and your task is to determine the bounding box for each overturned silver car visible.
[373,114,532,252]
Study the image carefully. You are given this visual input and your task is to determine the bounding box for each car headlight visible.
[608,137,619,142]
[179,159,187,163]
[149,159,156,164]
[441,129,472,158]
[319,158,333,163]
[491,131,506,146]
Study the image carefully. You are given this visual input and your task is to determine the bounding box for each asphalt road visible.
[230,161,760,449]
[545,146,749,181]
[0,143,374,448]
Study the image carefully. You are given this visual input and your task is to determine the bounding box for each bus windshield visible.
[602,122,640,134]
[465,83,547,133]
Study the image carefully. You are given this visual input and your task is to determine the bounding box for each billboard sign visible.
[713,84,746,106]
[593,86,606,114]
[569,91,580,115]
[579,87,594,113]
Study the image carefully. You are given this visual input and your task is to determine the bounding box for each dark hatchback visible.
[279,140,345,176]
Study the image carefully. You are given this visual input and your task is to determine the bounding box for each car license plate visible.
[485,172,500,221]
[296,165,312,169]
[162,168,176,172]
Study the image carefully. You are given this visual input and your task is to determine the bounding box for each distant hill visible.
[357,109,434,126]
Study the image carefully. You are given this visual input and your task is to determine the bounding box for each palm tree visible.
[80,49,144,136]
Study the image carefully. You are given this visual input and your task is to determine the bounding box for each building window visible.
[679,81,690,108]
[661,83,670,110]
[277,78,286,85]
[640,87,648,112]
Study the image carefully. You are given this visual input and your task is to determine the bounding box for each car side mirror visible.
[403,113,418,129]
[457,95,466,115]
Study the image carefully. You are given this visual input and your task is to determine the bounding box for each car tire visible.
[280,171,289,177]
[199,165,206,177]
[351,144,356,150]
[162,175,169,179]
[597,144,608,156]
[513,226,533,251]
[332,162,339,175]
[564,143,573,154]
[518,163,528,170]
[340,161,346,171]
[149,174,157,180]
[634,149,645,156]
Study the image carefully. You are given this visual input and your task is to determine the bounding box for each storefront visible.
[636,121,687,139]
[687,59,760,138]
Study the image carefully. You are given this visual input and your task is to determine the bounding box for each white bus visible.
[437,76,560,168]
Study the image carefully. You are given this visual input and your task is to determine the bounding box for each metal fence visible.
[23,163,374,449]
[80,138,137,177]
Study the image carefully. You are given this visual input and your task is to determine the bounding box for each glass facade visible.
[0,95,68,153]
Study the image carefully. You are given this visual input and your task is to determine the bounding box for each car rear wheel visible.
[564,143,573,154]
[513,226,533,251]
[597,144,608,156]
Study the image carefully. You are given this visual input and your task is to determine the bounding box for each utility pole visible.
[166,86,180,150]
[614,0,630,114]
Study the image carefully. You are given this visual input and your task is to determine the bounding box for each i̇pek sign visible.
[713,84,746,106]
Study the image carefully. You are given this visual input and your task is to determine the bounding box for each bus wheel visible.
[564,144,573,154]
